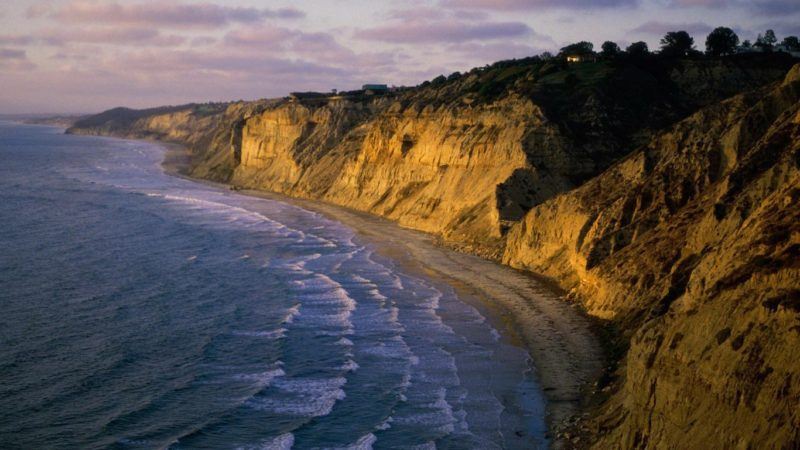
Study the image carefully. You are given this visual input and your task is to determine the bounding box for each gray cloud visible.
[40,27,187,47]
[40,1,304,29]
[441,0,638,10]
[355,20,533,44]
[665,0,800,16]
[630,21,714,37]
[0,35,35,46]
[0,48,36,71]
[0,48,27,59]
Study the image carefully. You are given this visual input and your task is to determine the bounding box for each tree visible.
[559,41,594,56]
[781,36,800,51]
[660,31,695,56]
[626,41,650,58]
[741,39,752,48]
[705,27,739,56]
[755,29,778,51]
[764,29,777,47]
[431,75,447,85]
[601,41,621,58]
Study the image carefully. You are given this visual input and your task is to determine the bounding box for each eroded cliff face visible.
[66,57,800,448]
[504,65,800,448]
[226,95,577,255]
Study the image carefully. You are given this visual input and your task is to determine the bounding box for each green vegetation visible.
[626,41,650,58]
[706,27,739,56]
[601,41,621,59]
[660,31,696,57]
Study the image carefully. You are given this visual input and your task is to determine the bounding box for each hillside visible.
[66,54,800,448]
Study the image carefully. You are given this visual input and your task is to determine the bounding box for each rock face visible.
[505,65,800,448]
[66,56,800,448]
[227,95,574,254]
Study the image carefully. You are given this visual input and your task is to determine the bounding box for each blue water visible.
[0,122,547,449]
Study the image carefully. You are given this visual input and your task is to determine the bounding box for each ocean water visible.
[0,122,548,449]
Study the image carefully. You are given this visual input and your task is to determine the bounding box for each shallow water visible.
[0,122,547,449]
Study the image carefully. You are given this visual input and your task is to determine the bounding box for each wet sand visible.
[161,144,603,437]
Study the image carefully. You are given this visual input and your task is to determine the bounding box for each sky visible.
[1,0,798,114]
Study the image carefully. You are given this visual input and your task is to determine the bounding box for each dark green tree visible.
[660,30,695,56]
[559,41,594,56]
[781,36,800,50]
[764,29,777,46]
[755,29,778,51]
[626,41,650,58]
[741,39,751,48]
[600,41,621,58]
[705,27,739,56]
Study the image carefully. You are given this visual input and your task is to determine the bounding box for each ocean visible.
[0,121,547,449]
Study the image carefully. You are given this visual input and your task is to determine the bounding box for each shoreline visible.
[161,142,604,438]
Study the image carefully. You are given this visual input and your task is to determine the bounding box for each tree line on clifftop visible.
[582,27,798,59]
[420,27,799,90]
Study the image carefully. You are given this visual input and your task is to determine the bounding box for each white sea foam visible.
[282,304,301,324]
[248,376,348,418]
[231,368,286,386]
[236,432,294,450]
[331,433,377,450]
[142,191,339,247]
[231,328,287,339]
[338,359,360,372]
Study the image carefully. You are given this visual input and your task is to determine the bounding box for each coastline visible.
[160,143,604,438]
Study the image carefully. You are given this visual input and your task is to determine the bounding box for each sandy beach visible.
[162,144,603,436]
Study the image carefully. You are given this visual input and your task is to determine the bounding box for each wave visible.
[142,191,338,247]
[231,328,287,339]
[247,376,348,418]
[236,432,294,450]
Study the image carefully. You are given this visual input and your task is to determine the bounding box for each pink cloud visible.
[223,27,352,63]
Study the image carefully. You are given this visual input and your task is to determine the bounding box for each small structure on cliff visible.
[362,84,388,95]
[566,53,597,63]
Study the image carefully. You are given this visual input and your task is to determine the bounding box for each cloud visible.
[0,48,27,59]
[222,27,358,64]
[441,0,638,10]
[630,21,713,37]
[355,20,533,43]
[0,35,35,46]
[665,0,800,16]
[40,27,186,46]
[746,0,800,16]
[0,48,36,71]
[42,1,304,29]
[668,0,729,6]
[446,42,548,63]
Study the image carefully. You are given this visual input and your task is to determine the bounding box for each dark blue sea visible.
[0,122,547,449]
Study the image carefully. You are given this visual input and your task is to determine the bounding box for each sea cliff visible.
[67,55,800,448]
